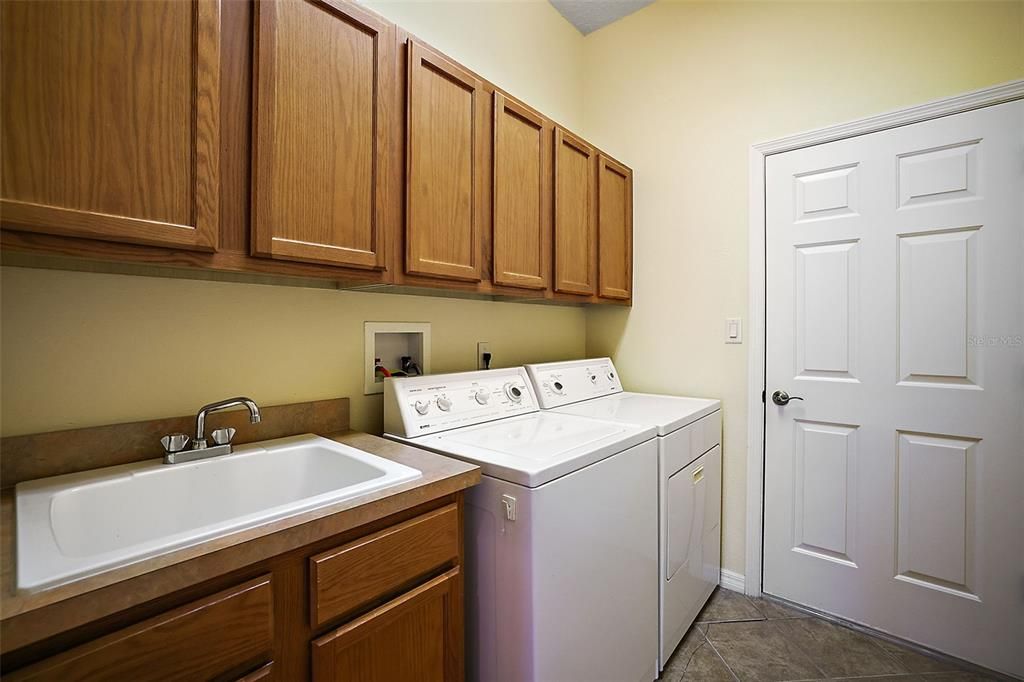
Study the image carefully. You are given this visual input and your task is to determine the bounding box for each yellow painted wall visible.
[581,1,1024,575]
[0,1,587,438]
[361,0,585,130]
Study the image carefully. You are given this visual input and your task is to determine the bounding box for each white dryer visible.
[384,367,659,682]
[525,358,722,671]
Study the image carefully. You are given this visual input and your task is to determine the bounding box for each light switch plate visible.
[725,317,743,344]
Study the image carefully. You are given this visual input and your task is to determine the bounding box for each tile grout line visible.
[701,624,742,682]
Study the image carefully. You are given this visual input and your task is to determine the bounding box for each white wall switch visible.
[477,341,492,369]
[725,317,742,344]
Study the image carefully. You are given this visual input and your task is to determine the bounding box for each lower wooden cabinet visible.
[9,577,274,682]
[4,497,465,682]
[311,568,461,682]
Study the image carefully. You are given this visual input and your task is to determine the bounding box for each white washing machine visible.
[525,358,722,672]
[384,367,659,682]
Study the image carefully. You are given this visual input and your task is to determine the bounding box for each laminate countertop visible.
[0,430,480,653]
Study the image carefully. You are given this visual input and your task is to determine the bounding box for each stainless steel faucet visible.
[160,397,262,464]
[195,397,261,448]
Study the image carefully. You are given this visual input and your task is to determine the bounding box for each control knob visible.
[551,380,564,394]
[474,390,490,405]
[437,396,453,412]
[504,383,524,402]
[413,400,430,416]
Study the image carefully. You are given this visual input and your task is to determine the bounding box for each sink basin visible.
[15,434,421,591]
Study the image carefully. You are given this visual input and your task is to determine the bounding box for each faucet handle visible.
[210,427,237,446]
[160,433,190,454]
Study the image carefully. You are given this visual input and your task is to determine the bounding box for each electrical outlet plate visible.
[477,341,491,370]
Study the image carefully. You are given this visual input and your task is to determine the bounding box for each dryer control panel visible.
[525,358,623,409]
[384,367,537,438]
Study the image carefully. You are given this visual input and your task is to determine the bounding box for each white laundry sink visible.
[15,434,421,591]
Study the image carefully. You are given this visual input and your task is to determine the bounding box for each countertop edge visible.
[0,430,480,643]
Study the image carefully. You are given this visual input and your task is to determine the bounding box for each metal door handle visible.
[772,390,804,406]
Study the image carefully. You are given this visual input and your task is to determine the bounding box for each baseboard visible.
[719,568,745,594]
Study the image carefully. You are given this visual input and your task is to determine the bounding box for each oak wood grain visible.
[0,0,219,251]
[252,0,393,270]
[310,503,459,628]
[0,398,350,488]
[492,92,551,290]
[311,567,461,682]
[8,576,273,681]
[236,662,274,681]
[405,40,484,283]
[598,154,633,300]
[553,128,597,296]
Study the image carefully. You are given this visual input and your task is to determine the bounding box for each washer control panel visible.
[384,367,537,437]
[525,358,623,408]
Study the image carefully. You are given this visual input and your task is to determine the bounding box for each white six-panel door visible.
[763,100,1023,677]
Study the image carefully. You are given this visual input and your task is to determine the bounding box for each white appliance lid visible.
[552,392,720,436]
[393,412,655,487]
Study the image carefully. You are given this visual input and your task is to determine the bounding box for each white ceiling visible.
[549,0,655,35]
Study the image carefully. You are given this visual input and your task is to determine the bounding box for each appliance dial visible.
[437,396,452,412]
[589,374,597,384]
[474,390,490,405]
[504,383,524,402]
[608,371,615,381]
[414,400,430,416]
[551,380,564,394]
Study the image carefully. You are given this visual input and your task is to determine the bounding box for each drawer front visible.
[310,504,459,628]
[311,567,461,682]
[13,576,274,682]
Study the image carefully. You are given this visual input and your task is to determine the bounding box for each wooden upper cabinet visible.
[0,0,220,251]
[251,0,392,269]
[405,41,484,282]
[492,93,551,290]
[553,128,597,296]
[597,155,633,300]
[312,568,461,682]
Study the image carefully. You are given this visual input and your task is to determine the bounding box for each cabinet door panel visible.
[553,128,596,295]
[492,93,550,290]
[598,155,633,300]
[406,41,483,282]
[312,568,462,682]
[252,0,391,269]
[0,0,219,251]
[10,576,273,682]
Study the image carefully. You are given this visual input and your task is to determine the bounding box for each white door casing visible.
[763,100,1023,677]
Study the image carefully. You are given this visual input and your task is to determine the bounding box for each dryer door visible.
[663,450,710,662]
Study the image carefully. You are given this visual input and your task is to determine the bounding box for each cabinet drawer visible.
[310,504,459,628]
[311,567,461,682]
[11,576,274,681]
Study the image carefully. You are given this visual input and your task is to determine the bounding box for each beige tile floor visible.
[657,588,1004,682]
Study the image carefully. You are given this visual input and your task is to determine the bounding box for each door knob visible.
[772,390,804,406]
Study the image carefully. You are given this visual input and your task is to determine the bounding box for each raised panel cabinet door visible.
[252,0,392,269]
[597,154,633,300]
[406,41,484,282]
[312,568,463,682]
[0,0,220,251]
[9,576,274,681]
[492,92,551,290]
[553,128,597,295]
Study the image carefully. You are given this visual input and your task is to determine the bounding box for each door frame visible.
[744,79,1024,598]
